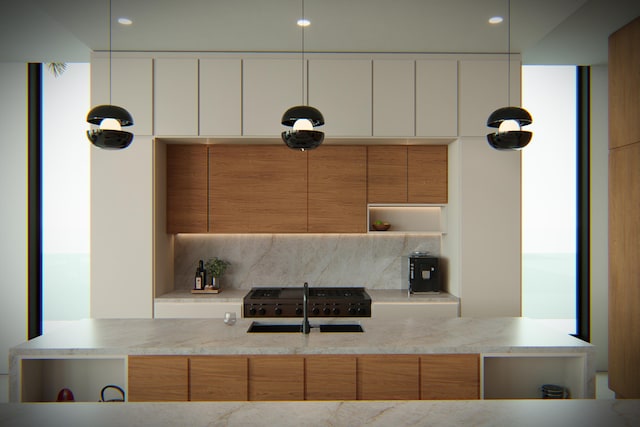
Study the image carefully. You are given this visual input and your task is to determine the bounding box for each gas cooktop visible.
[243,286,371,318]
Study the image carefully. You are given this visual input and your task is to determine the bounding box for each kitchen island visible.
[10,317,594,403]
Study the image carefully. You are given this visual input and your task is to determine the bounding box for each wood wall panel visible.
[248,356,304,401]
[128,356,189,402]
[421,354,480,400]
[190,356,248,401]
[166,144,208,233]
[608,15,640,399]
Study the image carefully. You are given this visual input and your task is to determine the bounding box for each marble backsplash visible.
[174,234,441,290]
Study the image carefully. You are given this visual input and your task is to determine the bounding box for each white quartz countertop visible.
[10,317,592,357]
[1,400,639,427]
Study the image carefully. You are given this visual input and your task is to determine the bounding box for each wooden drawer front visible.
[367,146,408,203]
[421,354,480,400]
[248,356,304,401]
[128,356,189,402]
[305,355,357,400]
[357,355,420,400]
[190,356,248,401]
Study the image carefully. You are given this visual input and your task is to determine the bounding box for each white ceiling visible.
[2,0,639,65]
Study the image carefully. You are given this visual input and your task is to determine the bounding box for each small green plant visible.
[205,257,230,278]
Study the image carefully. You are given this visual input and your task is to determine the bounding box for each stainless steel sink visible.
[247,322,364,333]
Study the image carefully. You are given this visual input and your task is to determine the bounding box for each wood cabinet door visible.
[248,356,304,401]
[190,356,248,401]
[421,354,480,400]
[166,144,209,233]
[128,356,189,402]
[367,146,408,203]
[308,146,367,233]
[305,355,357,400]
[357,355,420,400]
[209,145,308,233]
[408,145,448,204]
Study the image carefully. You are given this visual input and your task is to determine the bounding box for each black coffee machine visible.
[403,252,441,294]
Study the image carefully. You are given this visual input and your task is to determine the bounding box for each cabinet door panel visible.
[357,355,419,400]
[421,354,480,400]
[200,59,242,136]
[154,58,199,136]
[190,356,248,401]
[243,59,301,136]
[209,145,307,233]
[128,356,188,402]
[249,356,304,401]
[305,355,357,400]
[367,146,408,203]
[166,144,208,233]
[408,145,448,204]
[373,60,415,137]
[308,146,367,233]
[416,60,458,137]
[308,59,372,136]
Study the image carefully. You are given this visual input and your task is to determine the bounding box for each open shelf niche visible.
[367,204,446,234]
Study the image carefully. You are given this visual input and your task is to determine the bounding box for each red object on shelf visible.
[56,388,75,402]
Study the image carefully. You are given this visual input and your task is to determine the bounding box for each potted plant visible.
[205,257,230,290]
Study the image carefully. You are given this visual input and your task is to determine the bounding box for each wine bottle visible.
[194,260,205,290]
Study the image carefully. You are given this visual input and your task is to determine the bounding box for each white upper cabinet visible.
[199,59,242,136]
[154,58,199,136]
[416,60,458,137]
[242,59,301,137]
[458,57,521,137]
[373,60,415,137]
[308,59,372,137]
[90,55,153,136]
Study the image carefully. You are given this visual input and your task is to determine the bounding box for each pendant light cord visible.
[109,0,113,105]
[507,0,511,106]
[301,0,305,105]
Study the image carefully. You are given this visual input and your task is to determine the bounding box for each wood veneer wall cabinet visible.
[367,145,448,204]
[166,144,209,233]
[190,356,248,401]
[209,145,308,233]
[305,355,358,400]
[357,355,420,400]
[421,354,480,400]
[608,15,640,399]
[128,356,189,402]
[248,356,305,401]
[308,146,368,233]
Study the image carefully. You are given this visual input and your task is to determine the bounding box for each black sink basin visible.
[319,324,364,333]
[247,322,364,333]
[247,322,301,333]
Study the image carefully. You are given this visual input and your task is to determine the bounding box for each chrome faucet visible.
[302,282,311,334]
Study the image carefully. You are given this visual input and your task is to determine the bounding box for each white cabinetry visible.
[416,59,458,137]
[199,59,242,136]
[90,55,153,135]
[242,59,301,136]
[308,59,372,137]
[458,57,521,136]
[373,60,415,137]
[154,58,198,136]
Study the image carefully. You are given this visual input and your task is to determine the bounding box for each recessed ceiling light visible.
[118,17,133,25]
[297,18,310,27]
[489,16,504,24]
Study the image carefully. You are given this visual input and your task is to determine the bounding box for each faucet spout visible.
[302,282,310,334]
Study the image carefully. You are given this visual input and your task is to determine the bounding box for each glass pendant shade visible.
[486,106,533,150]
[86,104,134,150]
[281,105,325,151]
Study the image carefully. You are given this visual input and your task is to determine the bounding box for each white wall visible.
[0,63,27,373]
[590,65,609,371]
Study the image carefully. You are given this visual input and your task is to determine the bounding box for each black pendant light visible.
[281,0,325,151]
[86,0,134,150]
[486,0,532,150]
